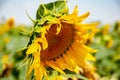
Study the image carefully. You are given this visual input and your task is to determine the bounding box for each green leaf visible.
[36,1,68,20]
[0,61,3,74]
[34,25,42,33]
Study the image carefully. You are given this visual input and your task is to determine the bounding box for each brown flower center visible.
[41,22,74,61]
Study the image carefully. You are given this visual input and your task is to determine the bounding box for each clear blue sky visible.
[0,0,120,25]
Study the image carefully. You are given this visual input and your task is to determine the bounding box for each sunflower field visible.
[0,1,120,80]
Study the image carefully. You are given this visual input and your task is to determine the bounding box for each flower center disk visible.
[41,22,74,61]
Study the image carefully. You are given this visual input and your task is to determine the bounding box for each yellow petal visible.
[34,52,43,80]
[38,37,48,50]
[75,12,90,23]
[26,41,39,54]
[45,61,65,74]
[42,63,49,80]
[60,6,78,21]
[71,43,87,59]
[34,65,44,80]
[68,47,86,68]
[64,52,82,73]
[56,23,62,34]
[63,53,77,68]
[27,62,34,76]
[71,5,78,16]
[83,45,97,53]
[42,36,48,50]
[76,22,99,27]
[86,53,96,61]
[55,57,66,70]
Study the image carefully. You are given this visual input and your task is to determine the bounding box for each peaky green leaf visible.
[36,1,68,20]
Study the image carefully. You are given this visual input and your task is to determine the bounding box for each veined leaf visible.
[36,1,68,20]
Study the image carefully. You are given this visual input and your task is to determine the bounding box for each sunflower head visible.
[6,18,14,28]
[0,18,14,35]
[102,24,110,35]
[25,1,99,80]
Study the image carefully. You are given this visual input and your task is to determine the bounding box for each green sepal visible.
[34,25,42,33]
[27,32,37,46]
[34,15,57,33]
[36,0,68,23]
[36,15,57,26]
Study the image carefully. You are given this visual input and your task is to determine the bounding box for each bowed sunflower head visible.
[25,1,99,80]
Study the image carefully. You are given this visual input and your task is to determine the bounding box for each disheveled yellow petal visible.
[83,45,97,53]
[60,6,78,21]
[42,36,48,50]
[34,52,43,80]
[55,57,66,70]
[86,53,96,61]
[75,22,99,27]
[63,53,77,69]
[26,41,40,54]
[64,51,82,73]
[45,61,65,74]
[37,37,48,50]
[71,43,87,59]
[34,65,44,80]
[42,65,48,80]
[68,46,86,68]
[55,57,78,73]
[56,23,62,34]
[27,61,34,76]
[75,12,90,23]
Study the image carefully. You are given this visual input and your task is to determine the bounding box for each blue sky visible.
[0,0,120,25]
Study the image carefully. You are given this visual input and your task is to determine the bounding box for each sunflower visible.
[102,24,110,35]
[25,1,98,80]
[0,18,14,35]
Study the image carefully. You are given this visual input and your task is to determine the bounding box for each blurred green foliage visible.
[90,22,120,80]
[0,18,32,80]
